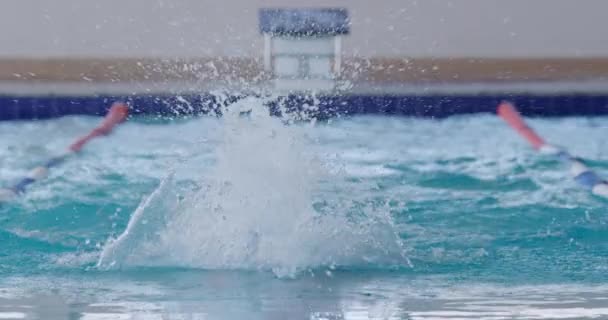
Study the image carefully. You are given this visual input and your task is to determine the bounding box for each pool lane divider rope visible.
[498,101,608,198]
[0,102,129,202]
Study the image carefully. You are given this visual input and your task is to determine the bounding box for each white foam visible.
[410,307,608,320]
[98,97,407,276]
[0,312,26,319]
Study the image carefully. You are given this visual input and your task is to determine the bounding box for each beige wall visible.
[1,0,607,59]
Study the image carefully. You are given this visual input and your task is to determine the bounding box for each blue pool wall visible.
[1,93,608,121]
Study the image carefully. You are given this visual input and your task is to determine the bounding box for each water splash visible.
[98,97,408,277]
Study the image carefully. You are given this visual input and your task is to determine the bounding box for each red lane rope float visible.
[0,102,129,202]
[498,101,608,198]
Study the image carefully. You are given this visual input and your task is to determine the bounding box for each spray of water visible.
[98,97,408,277]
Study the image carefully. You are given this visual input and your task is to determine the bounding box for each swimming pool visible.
[1,97,608,319]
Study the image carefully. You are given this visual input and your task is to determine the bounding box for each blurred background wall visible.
[1,0,607,58]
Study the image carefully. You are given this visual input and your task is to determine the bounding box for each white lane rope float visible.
[498,101,608,198]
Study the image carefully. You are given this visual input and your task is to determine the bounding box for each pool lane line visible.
[0,102,129,202]
[498,101,608,198]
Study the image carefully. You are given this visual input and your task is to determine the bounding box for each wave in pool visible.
[1,100,608,283]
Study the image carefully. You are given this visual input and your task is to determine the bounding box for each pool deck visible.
[1,57,608,119]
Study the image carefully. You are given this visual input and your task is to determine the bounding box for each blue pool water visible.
[1,97,608,319]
